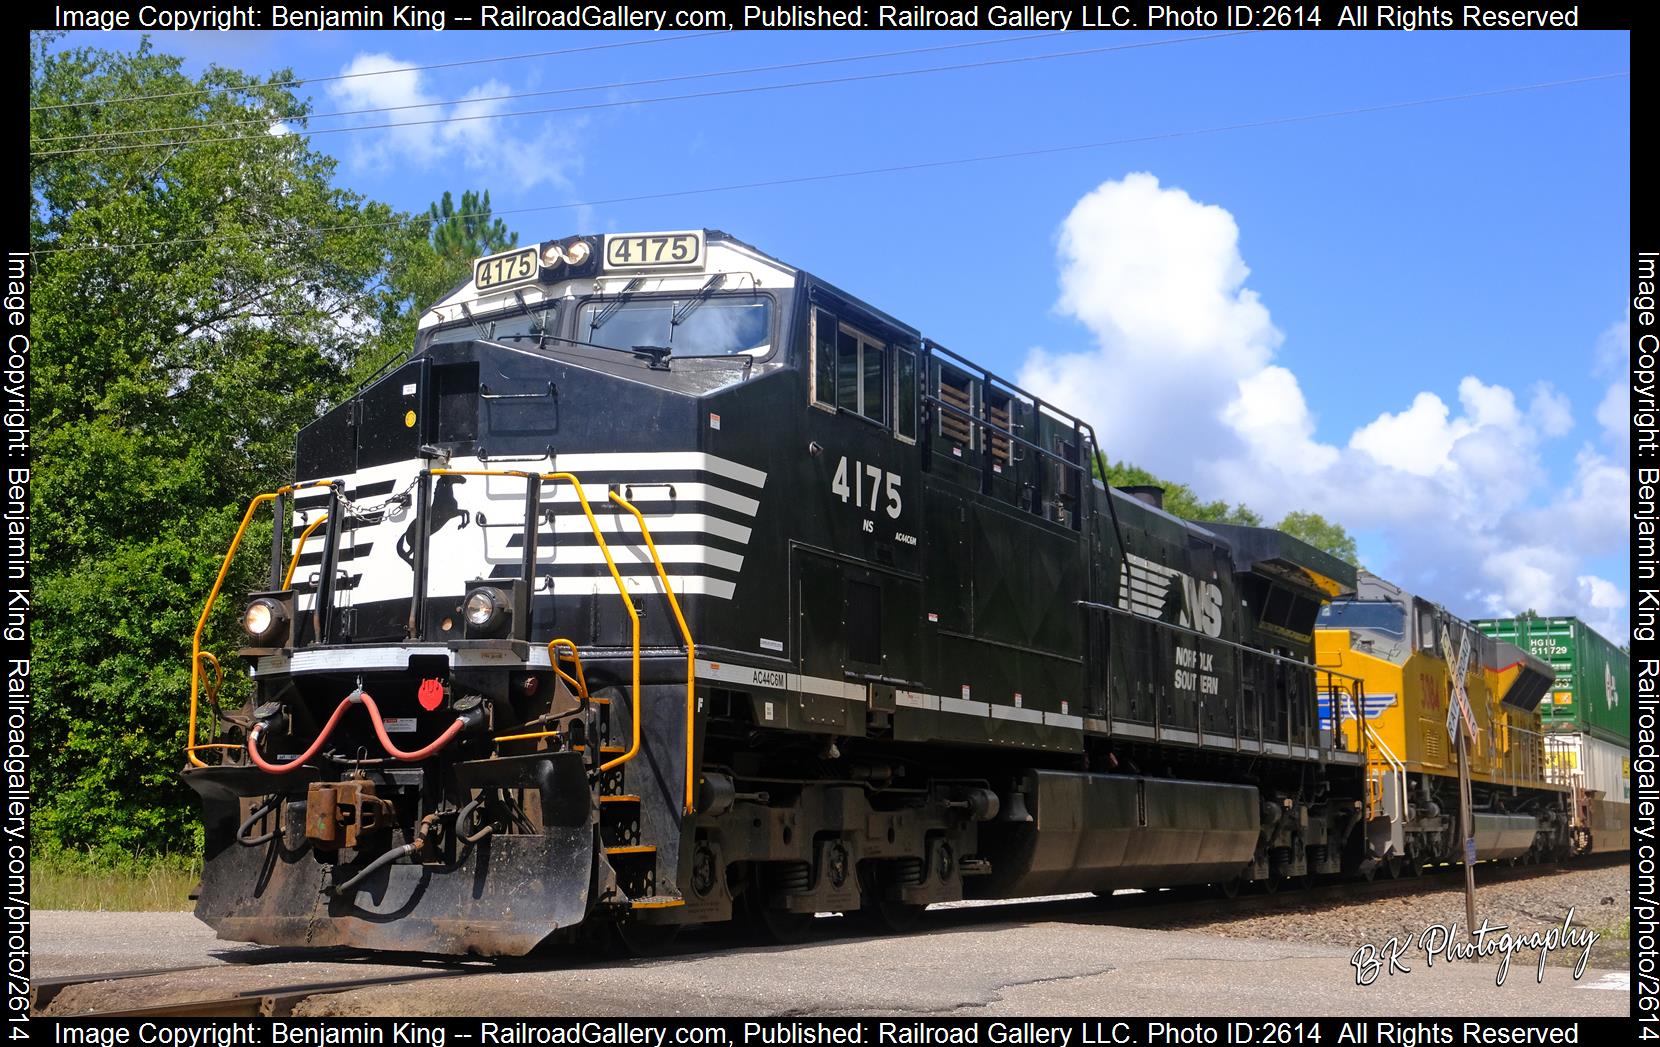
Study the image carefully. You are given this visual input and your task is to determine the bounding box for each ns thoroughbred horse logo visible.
[396,474,469,566]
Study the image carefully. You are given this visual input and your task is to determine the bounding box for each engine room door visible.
[794,549,921,727]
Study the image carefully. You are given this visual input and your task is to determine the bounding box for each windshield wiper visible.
[587,276,644,332]
[511,289,555,345]
[493,330,673,370]
[670,274,726,335]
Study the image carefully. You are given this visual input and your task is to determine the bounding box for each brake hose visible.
[247,688,467,774]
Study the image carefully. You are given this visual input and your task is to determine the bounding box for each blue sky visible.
[53,28,1632,635]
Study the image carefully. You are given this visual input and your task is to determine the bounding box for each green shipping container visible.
[1474,616,1629,743]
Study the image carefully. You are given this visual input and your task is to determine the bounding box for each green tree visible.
[1274,511,1360,565]
[370,189,518,376]
[1095,458,1262,525]
[429,189,516,262]
[30,36,403,855]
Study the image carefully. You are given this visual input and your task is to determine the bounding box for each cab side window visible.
[838,325,886,424]
[812,306,837,411]
[811,305,888,426]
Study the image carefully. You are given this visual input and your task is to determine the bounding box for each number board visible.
[604,231,703,270]
[473,247,539,292]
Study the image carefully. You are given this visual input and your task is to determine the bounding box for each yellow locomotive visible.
[1315,571,1566,874]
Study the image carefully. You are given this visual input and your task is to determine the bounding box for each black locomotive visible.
[186,229,1387,955]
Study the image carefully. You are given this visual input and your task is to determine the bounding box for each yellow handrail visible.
[432,469,641,774]
[187,480,330,766]
[548,637,589,700]
[609,492,698,814]
[281,513,329,590]
[492,639,591,746]
[544,472,640,774]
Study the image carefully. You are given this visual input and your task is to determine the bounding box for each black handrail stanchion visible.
[407,470,433,640]
[268,492,286,589]
[313,481,343,645]
[517,475,542,641]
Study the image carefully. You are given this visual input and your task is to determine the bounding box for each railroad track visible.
[36,854,1623,1018]
[922,850,1631,934]
[33,961,483,1019]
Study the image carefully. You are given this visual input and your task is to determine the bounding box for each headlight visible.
[243,597,287,642]
[463,586,509,633]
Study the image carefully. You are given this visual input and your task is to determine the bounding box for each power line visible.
[28,31,728,113]
[30,71,1626,258]
[39,32,1072,146]
[33,32,1256,159]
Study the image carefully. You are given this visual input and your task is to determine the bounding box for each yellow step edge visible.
[588,697,611,705]
[598,794,641,804]
[604,845,656,855]
[572,745,628,754]
[630,898,686,910]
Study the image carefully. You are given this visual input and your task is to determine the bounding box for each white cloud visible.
[324,55,582,191]
[1597,381,1628,451]
[1576,575,1628,639]
[1349,391,1459,477]
[1222,366,1339,475]
[1529,383,1574,438]
[1020,172,1630,635]
[1595,317,1629,376]
[1024,172,1283,478]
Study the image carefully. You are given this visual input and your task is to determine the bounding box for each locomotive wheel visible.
[1383,857,1402,880]
[1258,876,1280,895]
[742,870,815,945]
[1404,854,1423,877]
[859,897,926,935]
[754,906,814,945]
[852,865,926,934]
[1214,877,1242,899]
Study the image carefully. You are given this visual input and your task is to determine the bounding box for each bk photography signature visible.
[1350,907,1600,986]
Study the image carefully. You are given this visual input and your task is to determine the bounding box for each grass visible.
[32,850,201,912]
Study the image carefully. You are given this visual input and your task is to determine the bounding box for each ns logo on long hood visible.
[1118,552,1224,637]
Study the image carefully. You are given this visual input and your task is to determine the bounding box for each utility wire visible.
[29,71,1627,258]
[29,30,728,112]
[39,32,1072,146]
[33,32,1256,159]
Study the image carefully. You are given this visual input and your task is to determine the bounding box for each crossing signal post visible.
[1441,621,1479,940]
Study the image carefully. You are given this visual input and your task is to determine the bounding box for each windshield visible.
[426,305,551,350]
[1317,600,1406,638]
[579,295,772,358]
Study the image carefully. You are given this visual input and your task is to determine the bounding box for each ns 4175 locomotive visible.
[189,229,1455,955]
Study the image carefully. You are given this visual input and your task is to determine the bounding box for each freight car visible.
[1314,572,1575,874]
[1473,616,1630,853]
[181,231,1530,956]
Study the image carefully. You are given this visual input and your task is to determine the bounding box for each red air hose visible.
[357,691,466,761]
[246,689,466,773]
